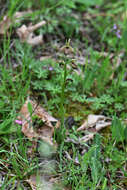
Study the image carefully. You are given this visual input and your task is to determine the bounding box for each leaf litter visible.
[77,114,112,142]
[1,2,126,189]
[16,97,62,189]
[17,97,60,145]
[64,114,112,165]
[77,114,112,132]
[0,10,32,34]
[0,10,46,46]
[16,20,46,45]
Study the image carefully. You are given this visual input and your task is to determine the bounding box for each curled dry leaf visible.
[18,97,60,145]
[0,10,32,34]
[0,16,11,34]
[95,121,111,131]
[77,114,111,143]
[77,114,111,131]
[16,21,46,45]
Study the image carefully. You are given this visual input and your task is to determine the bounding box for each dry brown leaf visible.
[0,10,32,34]
[77,114,108,131]
[18,97,60,145]
[80,114,111,131]
[77,114,111,143]
[0,11,45,45]
[0,16,12,34]
[16,21,46,45]
[95,122,111,131]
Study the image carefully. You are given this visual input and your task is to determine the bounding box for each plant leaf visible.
[0,119,16,134]
[111,116,125,142]
[27,102,33,115]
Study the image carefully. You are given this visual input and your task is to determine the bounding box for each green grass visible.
[0,0,127,189]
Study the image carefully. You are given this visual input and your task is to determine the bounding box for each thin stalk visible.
[60,60,67,130]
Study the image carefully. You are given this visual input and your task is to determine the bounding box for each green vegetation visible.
[0,0,127,189]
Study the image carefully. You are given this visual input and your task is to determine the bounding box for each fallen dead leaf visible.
[18,97,60,145]
[0,11,45,46]
[77,114,111,143]
[16,21,46,45]
[0,15,11,34]
[0,10,32,34]
[77,114,111,131]
[77,115,127,143]
[95,121,111,131]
